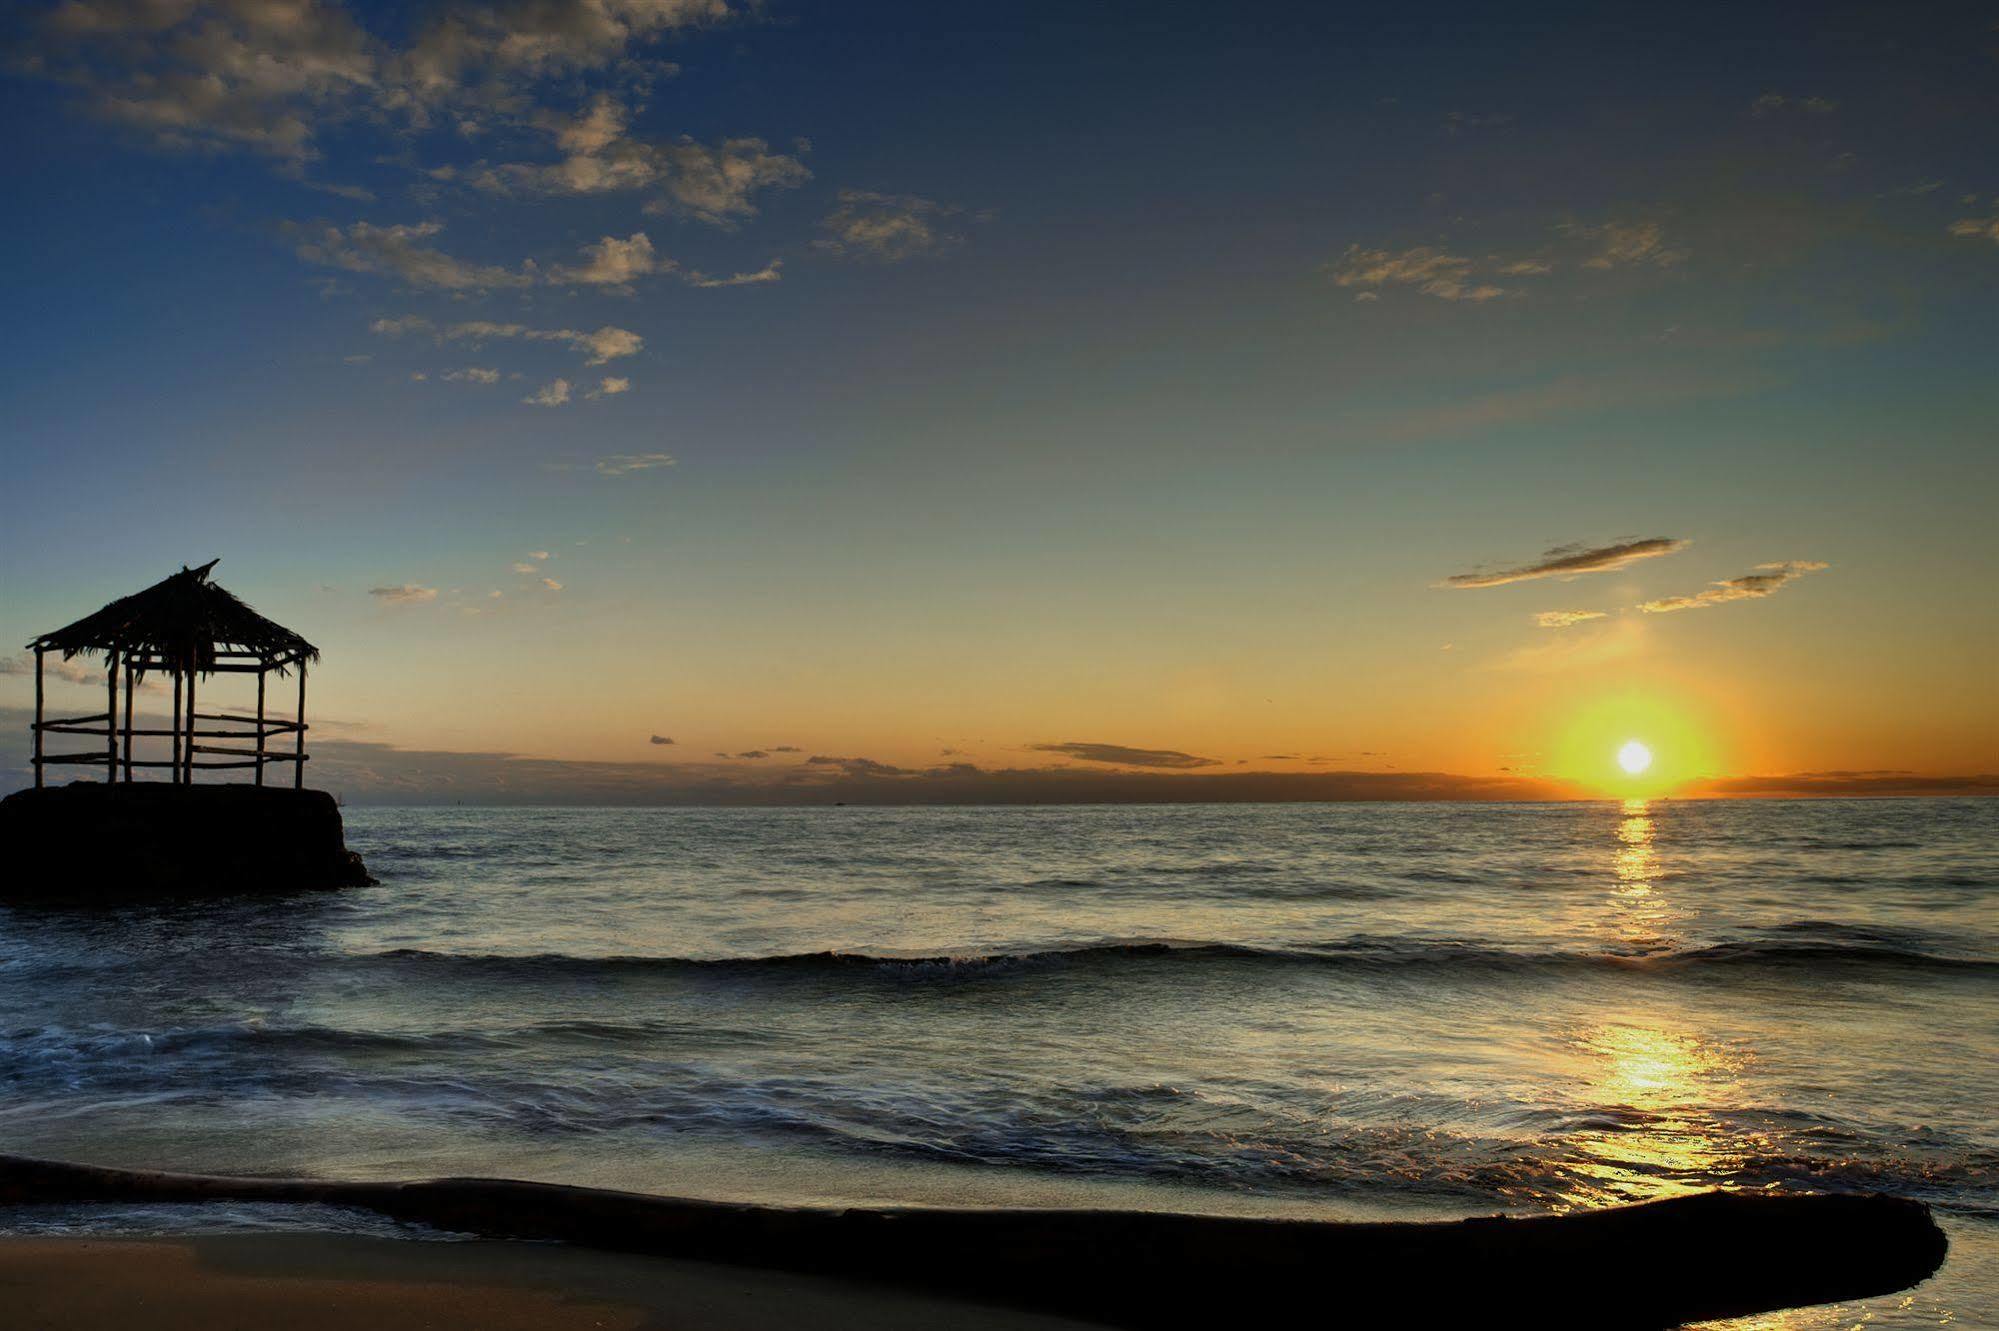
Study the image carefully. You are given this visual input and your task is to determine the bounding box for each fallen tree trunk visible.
[0,1154,1947,1329]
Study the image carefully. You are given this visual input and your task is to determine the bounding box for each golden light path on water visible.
[1554,800,1761,1210]
[1567,802,1952,1331]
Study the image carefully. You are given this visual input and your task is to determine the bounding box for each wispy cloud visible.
[688,259,783,288]
[1328,245,1506,302]
[588,376,631,397]
[1638,561,1827,614]
[540,577,563,591]
[1568,219,1687,270]
[1443,537,1690,589]
[1948,214,1999,243]
[460,96,808,225]
[594,452,675,475]
[442,367,500,383]
[814,190,969,261]
[372,316,643,366]
[1751,93,1837,116]
[1533,609,1608,628]
[294,220,535,290]
[369,584,437,603]
[523,378,571,407]
[1028,742,1220,769]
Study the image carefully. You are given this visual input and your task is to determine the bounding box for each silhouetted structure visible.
[27,560,316,789]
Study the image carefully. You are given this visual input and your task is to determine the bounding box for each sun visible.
[1617,740,1653,776]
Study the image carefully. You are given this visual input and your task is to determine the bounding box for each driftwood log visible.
[0,1154,1947,1329]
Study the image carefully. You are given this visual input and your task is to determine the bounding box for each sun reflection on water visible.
[1555,800,1760,1209]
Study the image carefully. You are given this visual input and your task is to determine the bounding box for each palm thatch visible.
[29,560,317,678]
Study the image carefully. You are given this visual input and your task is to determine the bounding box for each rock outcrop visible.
[0,783,372,901]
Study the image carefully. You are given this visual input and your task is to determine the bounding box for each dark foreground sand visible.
[0,1234,1101,1331]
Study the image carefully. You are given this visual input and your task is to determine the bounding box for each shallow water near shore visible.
[2,798,1994,1326]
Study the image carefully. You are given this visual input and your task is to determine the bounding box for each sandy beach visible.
[0,1234,1098,1331]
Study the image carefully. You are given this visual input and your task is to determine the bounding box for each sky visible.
[1,0,1995,803]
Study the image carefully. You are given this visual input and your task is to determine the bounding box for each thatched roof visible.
[28,560,318,676]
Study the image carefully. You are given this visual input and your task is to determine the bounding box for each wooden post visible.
[184,667,197,785]
[254,657,267,786]
[294,663,307,790]
[170,668,183,785]
[105,656,118,783]
[122,653,136,781]
[32,646,44,789]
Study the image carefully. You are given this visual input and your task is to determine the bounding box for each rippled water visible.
[2,799,1994,1326]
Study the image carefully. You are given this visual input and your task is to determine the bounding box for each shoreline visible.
[0,1154,1949,1330]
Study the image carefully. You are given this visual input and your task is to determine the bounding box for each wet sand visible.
[0,1234,1099,1331]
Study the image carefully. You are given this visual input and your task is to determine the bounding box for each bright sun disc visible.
[1617,740,1653,776]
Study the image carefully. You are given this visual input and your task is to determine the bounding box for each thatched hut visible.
[3,562,369,897]
[26,560,317,789]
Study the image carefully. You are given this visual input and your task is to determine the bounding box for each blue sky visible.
[1,0,1995,800]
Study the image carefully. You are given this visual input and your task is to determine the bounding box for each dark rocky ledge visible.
[0,783,372,901]
[0,1154,1949,1329]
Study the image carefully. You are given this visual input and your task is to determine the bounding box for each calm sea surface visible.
[3,799,1995,1326]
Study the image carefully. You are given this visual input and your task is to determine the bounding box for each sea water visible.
[2,799,1994,1327]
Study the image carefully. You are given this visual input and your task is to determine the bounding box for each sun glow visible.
[1542,690,1726,796]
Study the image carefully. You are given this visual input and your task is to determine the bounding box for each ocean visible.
[2,798,1994,1327]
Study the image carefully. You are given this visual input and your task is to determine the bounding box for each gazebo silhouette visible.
[27,561,317,789]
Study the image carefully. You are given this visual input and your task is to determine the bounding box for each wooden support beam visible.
[121,654,136,782]
[104,657,117,783]
[171,670,182,785]
[295,665,307,790]
[254,661,267,787]
[32,647,44,789]
[183,668,197,785]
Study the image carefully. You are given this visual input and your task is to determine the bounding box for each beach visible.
[0,1234,1094,1330]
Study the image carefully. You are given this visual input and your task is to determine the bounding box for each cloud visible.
[649,734,675,745]
[1751,93,1837,116]
[688,258,782,287]
[734,750,769,759]
[1533,610,1608,629]
[1569,220,1687,270]
[550,231,672,288]
[294,220,534,290]
[1947,215,1999,243]
[594,452,674,475]
[0,653,102,685]
[1443,537,1690,589]
[523,378,571,406]
[771,745,800,753]
[589,376,631,397]
[1327,245,1506,302]
[527,551,549,560]
[510,561,538,573]
[1637,561,1827,614]
[31,0,377,162]
[805,754,916,777]
[28,0,736,168]
[369,584,437,603]
[443,366,500,383]
[1027,742,1220,769]
[399,1,731,89]
[1686,771,1999,798]
[540,576,563,591]
[463,96,809,225]
[814,190,968,261]
[370,315,433,337]
[1496,258,1553,275]
[567,326,642,364]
